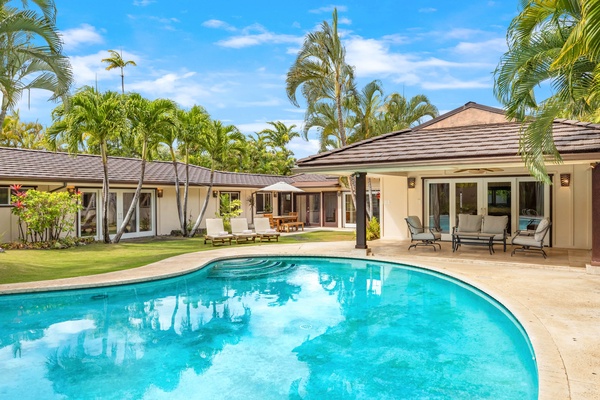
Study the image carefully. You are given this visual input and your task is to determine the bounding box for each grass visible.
[0,231,354,285]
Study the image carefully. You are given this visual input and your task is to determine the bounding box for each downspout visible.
[49,182,68,193]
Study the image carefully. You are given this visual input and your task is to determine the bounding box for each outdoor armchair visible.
[405,215,442,251]
[254,217,280,242]
[511,217,551,258]
[230,218,257,244]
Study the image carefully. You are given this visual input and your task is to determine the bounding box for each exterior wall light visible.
[407,177,416,189]
[212,190,218,198]
[67,186,76,195]
[560,173,571,187]
[157,188,164,198]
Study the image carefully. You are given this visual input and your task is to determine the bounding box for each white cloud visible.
[133,0,155,5]
[452,38,506,55]
[217,26,303,49]
[419,7,437,13]
[69,50,141,88]
[128,71,211,107]
[288,137,320,159]
[309,5,348,14]
[339,17,352,25]
[444,28,488,40]
[422,77,492,90]
[61,24,103,51]
[202,19,236,31]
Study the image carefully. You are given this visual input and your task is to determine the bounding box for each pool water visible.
[0,257,537,399]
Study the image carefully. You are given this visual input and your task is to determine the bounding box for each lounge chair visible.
[254,217,280,242]
[230,217,257,244]
[405,215,441,251]
[511,217,551,258]
[204,218,233,246]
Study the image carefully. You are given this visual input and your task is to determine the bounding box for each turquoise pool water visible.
[0,257,538,399]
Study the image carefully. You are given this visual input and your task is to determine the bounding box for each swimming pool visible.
[0,257,537,399]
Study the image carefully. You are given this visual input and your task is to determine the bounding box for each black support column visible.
[355,172,368,249]
[592,164,600,266]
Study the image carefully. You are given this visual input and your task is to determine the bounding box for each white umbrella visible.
[259,181,304,193]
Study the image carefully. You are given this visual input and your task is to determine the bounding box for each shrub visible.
[366,217,380,241]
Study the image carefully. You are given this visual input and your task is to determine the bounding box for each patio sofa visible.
[452,214,509,253]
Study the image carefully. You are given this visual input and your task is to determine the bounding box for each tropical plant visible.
[256,121,299,175]
[378,93,438,133]
[494,0,600,182]
[10,185,82,243]
[112,93,176,243]
[189,120,245,236]
[101,49,137,94]
[347,80,384,142]
[47,86,127,243]
[1,110,46,149]
[0,0,73,128]
[216,194,243,232]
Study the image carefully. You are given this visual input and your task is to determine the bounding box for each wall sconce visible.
[560,173,571,187]
[157,188,164,198]
[67,186,76,195]
[337,191,341,197]
[407,177,416,189]
[212,190,218,198]
[273,192,278,198]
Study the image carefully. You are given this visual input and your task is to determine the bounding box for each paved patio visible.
[0,239,598,399]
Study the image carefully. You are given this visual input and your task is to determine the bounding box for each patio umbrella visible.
[258,181,304,193]
[254,182,304,221]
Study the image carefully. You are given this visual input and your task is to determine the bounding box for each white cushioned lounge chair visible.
[405,215,441,251]
[254,217,280,242]
[511,217,551,258]
[230,217,257,244]
[204,218,233,246]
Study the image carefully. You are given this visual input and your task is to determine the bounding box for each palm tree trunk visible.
[0,103,8,130]
[183,150,190,235]
[170,147,185,234]
[189,169,214,237]
[120,66,125,94]
[101,143,111,244]
[112,141,147,243]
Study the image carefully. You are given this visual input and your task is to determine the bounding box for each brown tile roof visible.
[295,120,600,169]
[0,147,338,188]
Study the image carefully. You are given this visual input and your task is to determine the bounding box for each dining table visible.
[272,215,298,231]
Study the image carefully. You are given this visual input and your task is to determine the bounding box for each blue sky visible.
[20,1,520,159]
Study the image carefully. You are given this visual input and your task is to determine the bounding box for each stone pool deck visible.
[1,240,598,400]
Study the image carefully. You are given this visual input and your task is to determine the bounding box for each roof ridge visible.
[413,101,507,130]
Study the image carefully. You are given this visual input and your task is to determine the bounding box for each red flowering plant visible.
[10,187,82,243]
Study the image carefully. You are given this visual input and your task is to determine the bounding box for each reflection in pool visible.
[0,257,538,399]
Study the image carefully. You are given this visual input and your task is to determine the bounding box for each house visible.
[0,147,380,242]
[294,102,600,264]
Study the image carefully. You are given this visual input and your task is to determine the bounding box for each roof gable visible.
[415,101,509,130]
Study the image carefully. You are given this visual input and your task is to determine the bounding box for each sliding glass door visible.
[425,177,548,242]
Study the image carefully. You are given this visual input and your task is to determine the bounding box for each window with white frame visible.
[256,192,272,213]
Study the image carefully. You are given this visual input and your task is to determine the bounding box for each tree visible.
[0,0,73,127]
[112,93,176,243]
[494,0,600,182]
[47,87,126,243]
[286,8,356,149]
[256,121,300,175]
[375,93,438,135]
[347,80,384,143]
[1,110,46,149]
[101,49,137,94]
[190,120,245,236]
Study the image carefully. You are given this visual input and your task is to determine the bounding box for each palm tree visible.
[1,110,46,149]
[47,87,126,243]
[494,0,599,182]
[112,94,176,243]
[190,120,245,236]
[347,80,384,143]
[378,93,438,134]
[101,49,137,94]
[286,8,356,148]
[258,121,300,149]
[0,0,73,127]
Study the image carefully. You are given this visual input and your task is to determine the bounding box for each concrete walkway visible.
[1,240,598,399]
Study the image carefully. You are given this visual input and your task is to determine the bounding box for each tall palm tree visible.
[347,80,384,143]
[0,0,72,127]
[286,8,356,148]
[1,110,45,149]
[494,0,599,182]
[47,87,126,243]
[190,120,245,236]
[101,49,137,94]
[112,94,176,243]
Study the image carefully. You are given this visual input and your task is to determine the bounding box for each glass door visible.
[79,191,99,238]
[344,193,356,227]
[308,193,321,226]
[323,192,337,227]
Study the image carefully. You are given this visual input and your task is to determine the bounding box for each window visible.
[0,187,9,205]
[219,191,240,215]
[256,192,272,213]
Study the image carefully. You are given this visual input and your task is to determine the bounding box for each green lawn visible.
[0,231,354,284]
